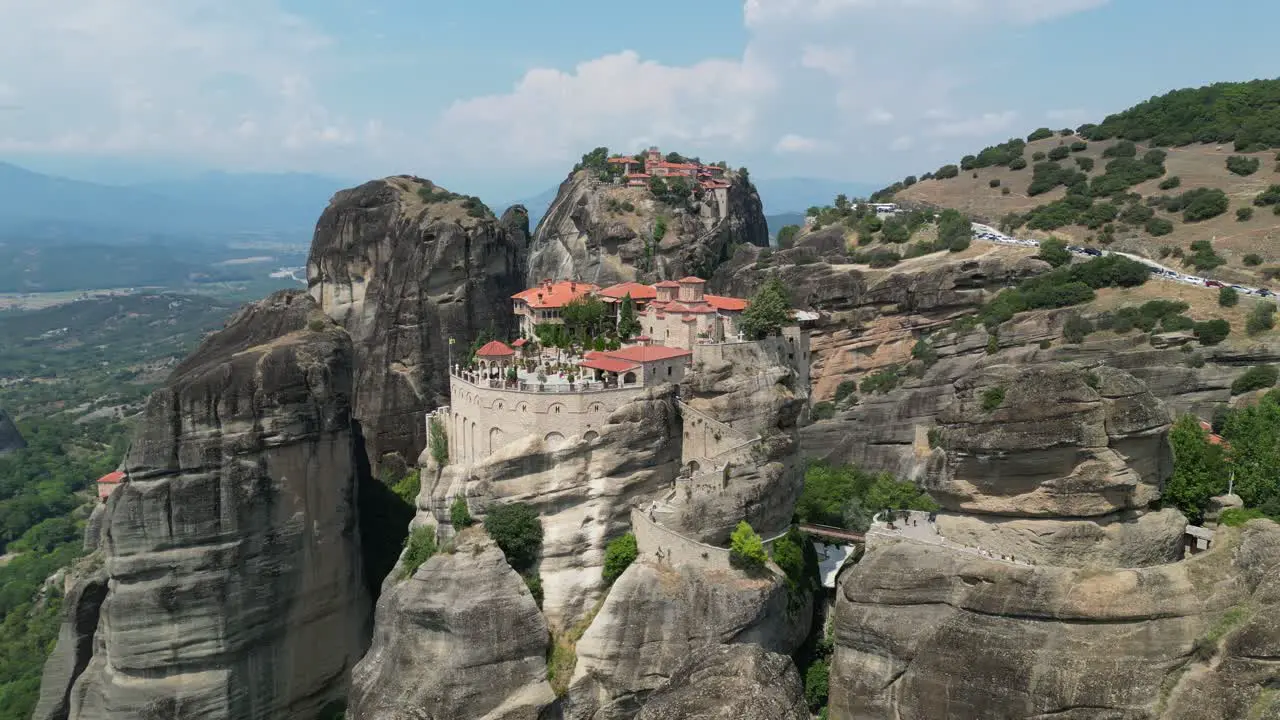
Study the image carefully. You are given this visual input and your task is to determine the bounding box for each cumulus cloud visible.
[744,0,1110,26]
[774,134,826,153]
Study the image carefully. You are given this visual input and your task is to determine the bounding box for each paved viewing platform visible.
[868,510,1035,566]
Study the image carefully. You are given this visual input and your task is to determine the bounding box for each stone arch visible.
[471,422,478,461]
[686,460,701,474]
[518,402,529,413]
[583,430,599,442]
[623,371,637,385]
[544,432,566,449]
[548,403,565,415]
[495,400,504,411]
[489,427,505,453]
[589,403,604,413]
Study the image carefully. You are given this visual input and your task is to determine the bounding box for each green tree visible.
[776,224,801,249]
[450,495,472,529]
[805,659,830,711]
[1219,286,1240,308]
[429,416,449,466]
[1247,302,1276,336]
[484,503,544,572]
[936,209,971,252]
[1231,365,1278,395]
[617,293,640,340]
[1166,415,1228,523]
[739,277,792,340]
[728,521,768,571]
[602,533,638,585]
[398,526,438,579]
[1227,155,1261,176]
[561,294,610,347]
[1036,238,1072,267]
[1194,319,1231,345]
[1222,393,1280,512]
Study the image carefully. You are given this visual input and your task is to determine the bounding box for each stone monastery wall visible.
[448,375,647,465]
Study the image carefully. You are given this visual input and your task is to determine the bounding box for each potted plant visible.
[566,372,576,389]
[537,372,547,391]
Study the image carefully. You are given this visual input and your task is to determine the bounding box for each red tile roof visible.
[655,280,681,288]
[512,338,527,347]
[476,340,515,357]
[704,294,748,311]
[677,276,706,284]
[512,281,600,309]
[608,156,637,163]
[605,345,692,363]
[599,281,658,301]
[581,356,642,374]
[97,471,125,485]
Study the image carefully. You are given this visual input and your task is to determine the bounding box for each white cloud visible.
[745,0,1109,26]
[774,134,826,153]
[889,135,914,151]
[927,111,1018,138]
[866,107,895,125]
[800,45,854,76]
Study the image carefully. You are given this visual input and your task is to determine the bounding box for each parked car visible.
[1083,248,1103,257]
[1205,280,1224,288]
[1259,289,1274,297]
[1185,276,1206,285]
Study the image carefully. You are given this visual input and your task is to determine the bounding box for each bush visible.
[805,659,830,711]
[1238,207,1255,222]
[1070,140,1088,152]
[1120,203,1154,225]
[1194,319,1231,346]
[429,416,449,466]
[1186,239,1226,272]
[1161,314,1195,332]
[860,366,902,394]
[989,178,1001,188]
[1037,238,1072,267]
[1075,156,1095,172]
[601,533,638,585]
[981,386,1006,412]
[729,521,768,571]
[771,530,808,592]
[450,495,472,529]
[1227,155,1261,176]
[307,318,327,333]
[1063,314,1094,343]
[1255,184,1280,207]
[1244,253,1264,266]
[1103,140,1137,158]
[1168,188,1230,222]
[523,572,543,608]
[1009,157,1028,171]
[399,527,437,579]
[1002,186,1012,195]
[392,470,420,505]
[1145,217,1174,236]
[1028,128,1055,142]
[1247,302,1277,335]
[1219,286,1240,307]
[935,164,960,179]
[811,401,835,420]
[484,503,544,572]
[834,380,858,404]
[1231,365,1278,395]
[1048,145,1070,161]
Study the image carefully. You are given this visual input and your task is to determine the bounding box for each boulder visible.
[634,644,807,720]
[348,530,555,720]
[43,290,372,720]
[308,177,529,473]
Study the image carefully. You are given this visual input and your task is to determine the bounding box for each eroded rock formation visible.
[0,407,25,454]
[348,530,555,720]
[37,291,371,720]
[309,177,529,472]
[633,644,809,720]
[528,169,766,286]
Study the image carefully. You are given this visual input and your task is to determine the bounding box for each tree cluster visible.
[1082,79,1280,151]
[794,461,938,532]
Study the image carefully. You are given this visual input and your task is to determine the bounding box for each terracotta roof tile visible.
[512,281,600,309]
[677,276,706,284]
[476,340,515,357]
[704,294,748,311]
[580,356,641,374]
[605,345,692,363]
[599,281,658,300]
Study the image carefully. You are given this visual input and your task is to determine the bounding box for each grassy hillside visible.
[882,80,1280,287]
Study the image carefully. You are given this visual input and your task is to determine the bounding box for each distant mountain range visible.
[0,162,351,243]
[499,176,880,231]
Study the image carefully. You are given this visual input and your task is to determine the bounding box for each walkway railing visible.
[450,369,642,395]
[868,510,1034,567]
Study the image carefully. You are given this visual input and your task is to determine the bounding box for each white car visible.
[1184,276,1206,285]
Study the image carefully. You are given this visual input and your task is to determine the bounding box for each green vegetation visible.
[1232,365,1278,395]
[805,659,830,712]
[1244,253,1264,267]
[1166,415,1228,523]
[1254,185,1280,208]
[398,526,438,579]
[483,503,543,573]
[1071,140,1088,152]
[777,225,801,249]
[1027,128,1055,142]
[1220,287,1240,307]
[559,294,612,347]
[1227,155,1261,176]
[795,462,937,532]
[1036,238,1072,267]
[935,164,960,180]
[1048,145,1071,161]
[1220,508,1274,526]
[617,293,640,340]
[1075,156,1095,172]
[739,277,792,340]
[859,366,902,395]
[1095,300,1191,335]
[601,533,637,586]
[1081,80,1280,151]
[450,495,472,530]
[981,387,1006,412]
[978,254,1150,328]
[1146,217,1174,236]
[989,178,1001,188]
[728,521,768,571]
[1237,207,1254,222]
[1063,313,1094,343]
[429,416,449,467]
[1184,239,1226,272]
[1247,302,1277,336]
[936,209,972,252]
[1222,391,1280,514]
[811,402,835,420]
[1164,187,1230,222]
[834,380,858,405]
[1194,319,1232,346]
[1028,161,1088,196]
[391,469,420,505]
[1159,176,1182,190]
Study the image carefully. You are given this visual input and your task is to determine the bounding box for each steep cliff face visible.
[561,561,809,720]
[527,170,766,286]
[422,386,682,629]
[830,521,1280,719]
[38,291,371,720]
[348,531,555,720]
[633,644,808,720]
[308,177,529,472]
[0,407,25,454]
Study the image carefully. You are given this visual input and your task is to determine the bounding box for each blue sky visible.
[1,0,1278,201]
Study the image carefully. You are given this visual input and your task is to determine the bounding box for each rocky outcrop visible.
[422,386,682,628]
[561,560,810,720]
[633,644,808,720]
[32,563,108,720]
[528,169,766,286]
[348,530,555,720]
[309,177,529,473]
[830,520,1280,719]
[0,407,25,454]
[40,290,371,720]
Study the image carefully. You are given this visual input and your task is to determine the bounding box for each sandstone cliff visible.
[831,520,1280,719]
[527,169,766,286]
[0,407,25,454]
[633,644,808,720]
[309,177,529,472]
[348,530,555,720]
[37,291,371,720]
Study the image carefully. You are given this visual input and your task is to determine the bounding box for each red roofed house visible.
[642,276,750,349]
[475,340,517,381]
[512,280,601,336]
[579,344,692,387]
[1198,419,1229,447]
[97,470,125,501]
